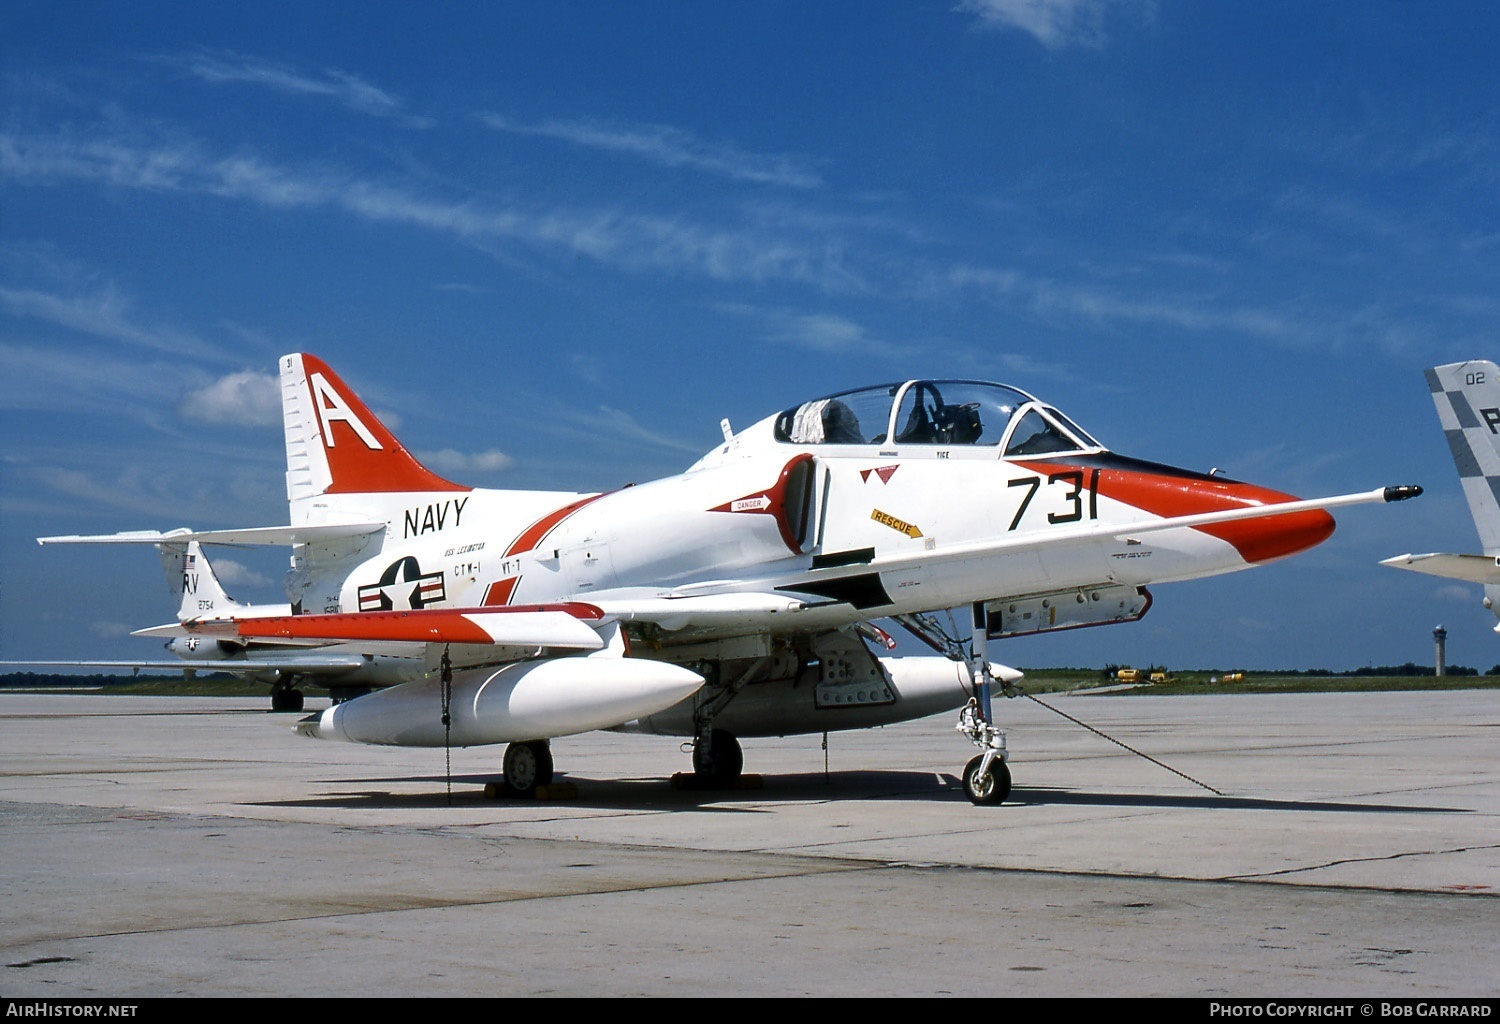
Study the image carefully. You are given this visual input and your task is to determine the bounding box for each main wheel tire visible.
[692,729,743,782]
[503,741,554,796]
[962,755,1011,806]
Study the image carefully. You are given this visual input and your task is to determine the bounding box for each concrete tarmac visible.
[1,688,1497,998]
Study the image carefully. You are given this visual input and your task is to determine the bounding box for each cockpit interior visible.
[773,380,1101,457]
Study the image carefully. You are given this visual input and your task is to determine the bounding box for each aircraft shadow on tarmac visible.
[247,770,1468,815]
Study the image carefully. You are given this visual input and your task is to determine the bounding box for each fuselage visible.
[305,379,1333,645]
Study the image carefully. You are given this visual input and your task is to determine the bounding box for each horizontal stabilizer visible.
[39,523,385,547]
[1380,552,1500,585]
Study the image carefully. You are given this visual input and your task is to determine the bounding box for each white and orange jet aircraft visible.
[40,354,1421,804]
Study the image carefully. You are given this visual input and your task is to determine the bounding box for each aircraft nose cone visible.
[1202,492,1336,563]
[1066,457,1339,563]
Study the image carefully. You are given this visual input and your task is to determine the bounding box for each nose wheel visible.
[956,697,1011,806]
[962,753,1011,805]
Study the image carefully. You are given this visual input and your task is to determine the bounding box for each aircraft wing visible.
[653,485,1420,601]
[1380,552,1500,585]
[555,486,1422,638]
[830,484,1421,579]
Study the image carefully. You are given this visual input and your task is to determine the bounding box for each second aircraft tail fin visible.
[1428,360,1500,554]
[176,541,248,622]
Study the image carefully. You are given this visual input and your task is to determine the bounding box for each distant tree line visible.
[0,672,236,687]
[1097,663,1485,680]
[1264,663,1481,677]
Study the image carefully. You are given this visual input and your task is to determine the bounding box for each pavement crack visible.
[1228,842,1500,884]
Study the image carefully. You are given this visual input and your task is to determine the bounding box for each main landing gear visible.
[501,740,554,798]
[691,728,743,784]
[269,679,304,713]
[682,657,756,788]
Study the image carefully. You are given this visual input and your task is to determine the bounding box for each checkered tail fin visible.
[1428,360,1500,555]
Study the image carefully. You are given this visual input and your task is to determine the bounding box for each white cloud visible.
[958,0,1134,49]
[209,558,273,590]
[478,113,822,188]
[1433,583,1482,605]
[417,448,515,475]
[178,370,281,428]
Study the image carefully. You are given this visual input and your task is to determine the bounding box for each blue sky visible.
[2,0,1495,672]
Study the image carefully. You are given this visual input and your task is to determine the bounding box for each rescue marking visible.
[871,508,923,538]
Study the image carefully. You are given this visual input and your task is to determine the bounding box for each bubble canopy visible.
[772,380,1102,457]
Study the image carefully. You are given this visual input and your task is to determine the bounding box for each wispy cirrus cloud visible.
[166,50,434,127]
[585,406,705,454]
[0,282,223,360]
[717,302,907,359]
[940,263,1311,346]
[957,0,1142,50]
[477,112,823,189]
[0,129,847,288]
